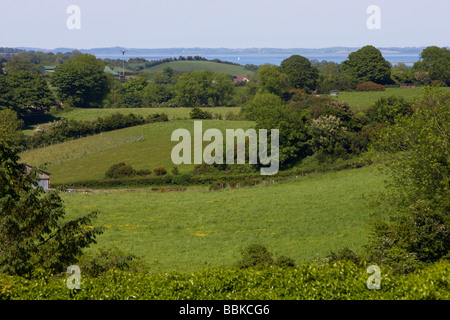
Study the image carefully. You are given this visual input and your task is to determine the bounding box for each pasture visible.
[62,165,385,273]
[19,120,254,184]
[322,86,450,112]
[143,60,256,78]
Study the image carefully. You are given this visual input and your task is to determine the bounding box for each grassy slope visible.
[144,60,255,77]
[22,107,241,134]
[19,120,254,184]
[322,87,450,112]
[62,165,384,273]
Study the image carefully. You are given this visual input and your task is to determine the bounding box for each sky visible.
[1,0,449,49]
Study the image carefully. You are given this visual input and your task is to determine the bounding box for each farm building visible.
[24,164,51,191]
[233,75,250,83]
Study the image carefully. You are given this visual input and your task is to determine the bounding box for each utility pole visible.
[121,50,126,77]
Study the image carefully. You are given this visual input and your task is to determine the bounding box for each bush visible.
[367,96,413,125]
[153,166,167,176]
[321,247,362,265]
[237,244,274,269]
[172,173,191,185]
[237,244,297,269]
[144,113,169,123]
[105,162,136,179]
[190,107,213,119]
[274,256,296,268]
[309,115,353,162]
[356,81,385,91]
[162,174,173,184]
[77,247,148,277]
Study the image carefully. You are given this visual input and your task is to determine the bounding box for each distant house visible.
[233,75,250,84]
[24,164,51,191]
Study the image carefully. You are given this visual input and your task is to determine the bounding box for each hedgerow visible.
[0,261,448,300]
[27,112,168,149]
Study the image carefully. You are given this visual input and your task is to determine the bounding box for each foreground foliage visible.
[0,261,448,300]
[0,140,104,276]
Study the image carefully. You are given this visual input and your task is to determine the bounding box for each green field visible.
[23,107,241,134]
[19,120,253,184]
[322,86,450,112]
[143,60,256,78]
[62,165,385,273]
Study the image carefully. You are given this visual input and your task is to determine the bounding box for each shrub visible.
[144,113,169,124]
[309,115,352,162]
[171,167,180,175]
[367,96,413,125]
[356,81,385,91]
[105,162,136,179]
[237,244,274,269]
[190,107,213,119]
[77,247,148,277]
[162,174,173,184]
[172,173,191,185]
[321,247,362,265]
[274,256,296,268]
[153,166,167,176]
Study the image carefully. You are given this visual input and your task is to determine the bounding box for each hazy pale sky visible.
[1,0,448,49]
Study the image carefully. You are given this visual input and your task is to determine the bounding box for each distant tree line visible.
[104,55,244,72]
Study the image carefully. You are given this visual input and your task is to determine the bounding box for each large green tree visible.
[341,45,392,84]
[51,54,109,107]
[244,93,311,167]
[174,71,233,107]
[413,46,450,85]
[0,109,25,146]
[7,71,55,114]
[367,87,450,272]
[257,64,289,97]
[4,56,39,74]
[0,139,104,276]
[0,71,55,115]
[280,55,319,93]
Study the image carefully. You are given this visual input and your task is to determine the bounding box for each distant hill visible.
[143,60,255,77]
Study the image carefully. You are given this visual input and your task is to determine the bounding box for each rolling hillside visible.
[19,120,254,184]
[143,60,256,77]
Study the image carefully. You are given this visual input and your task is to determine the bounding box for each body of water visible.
[94,53,420,66]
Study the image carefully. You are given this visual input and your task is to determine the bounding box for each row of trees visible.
[316,46,450,93]
[102,68,238,108]
[1,46,448,113]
